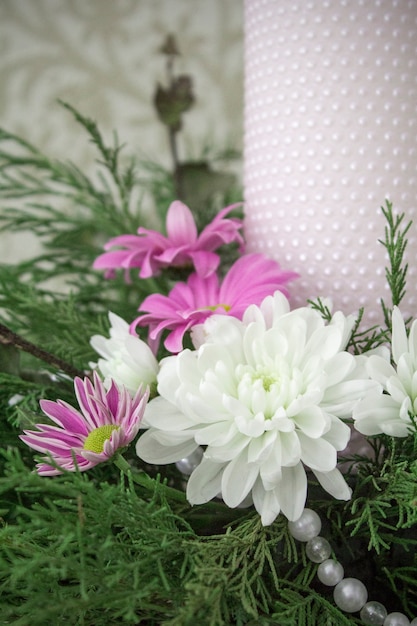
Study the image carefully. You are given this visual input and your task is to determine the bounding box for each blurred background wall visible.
[0,0,243,261]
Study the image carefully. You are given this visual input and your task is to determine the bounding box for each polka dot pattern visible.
[244,0,417,326]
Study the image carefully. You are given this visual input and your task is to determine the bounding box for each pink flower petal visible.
[93,201,244,280]
[198,203,244,250]
[20,374,149,475]
[165,201,198,244]
[133,252,297,353]
[39,399,88,435]
[188,250,220,279]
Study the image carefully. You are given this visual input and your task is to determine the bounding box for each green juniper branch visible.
[379,199,411,330]
[0,79,416,625]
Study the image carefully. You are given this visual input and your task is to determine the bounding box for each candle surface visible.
[244,0,417,326]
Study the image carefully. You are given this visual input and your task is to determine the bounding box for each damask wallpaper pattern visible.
[0,0,243,261]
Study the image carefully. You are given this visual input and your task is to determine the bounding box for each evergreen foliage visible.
[0,100,416,624]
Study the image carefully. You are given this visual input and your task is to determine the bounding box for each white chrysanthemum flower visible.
[90,312,158,396]
[353,306,417,438]
[136,292,378,525]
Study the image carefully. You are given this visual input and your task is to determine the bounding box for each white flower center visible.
[236,364,288,421]
[252,369,279,392]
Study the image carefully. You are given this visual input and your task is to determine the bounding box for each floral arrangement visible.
[1,43,417,626]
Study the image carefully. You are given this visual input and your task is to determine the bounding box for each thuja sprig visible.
[58,99,135,208]
[344,201,411,354]
[306,297,333,322]
[347,310,388,355]
[0,111,141,239]
[307,299,389,355]
[379,199,411,330]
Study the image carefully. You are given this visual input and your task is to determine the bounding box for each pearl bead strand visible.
[288,509,417,626]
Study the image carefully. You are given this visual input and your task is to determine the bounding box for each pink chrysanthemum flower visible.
[93,200,244,280]
[20,372,149,475]
[131,253,298,354]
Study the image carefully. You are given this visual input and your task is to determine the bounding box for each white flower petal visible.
[187,392,229,423]
[186,457,225,505]
[251,290,290,329]
[242,322,270,367]
[252,478,282,526]
[410,319,417,367]
[159,361,196,418]
[297,432,337,471]
[278,464,308,521]
[321,415,351,451]
[304,324,343,362]
[235,412,266,438]
[392,306,409,365]
[329,310,356,350]
[352,308,417,437]
[136,296,375,525]
[108,311,129,333]
[323,378,379,417]
[136,430,197,464]
[168,351,199,395]
[194,420,239,447]
[198,342,237,376]
[323,352,355,387]
[259,437,283,488]
[279,431,302,466]
[312,467,352,501]
[223,395,252,421]
[397,354,414,394]
[287,386,324,417]
[90,334,112,360]
[247,430,277,463]
[125,335,158,378]
[90,312,158,394]
[211,360,239,396]
[386,376,408,404]
[221,454,259,508]
[201,315,245,357]
[292,406,329,438]
[367,354,396,387]
[144,396,195,430]
[203,433,249,463]
[381,419,411,437]
[190,323,207,349]
[353,392,402,436]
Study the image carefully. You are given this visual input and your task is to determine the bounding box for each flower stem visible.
[0,322,85,379]
[113,454,250,523]
[113,454,187,503]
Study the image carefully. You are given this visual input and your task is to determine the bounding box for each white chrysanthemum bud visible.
[90,312,158,396]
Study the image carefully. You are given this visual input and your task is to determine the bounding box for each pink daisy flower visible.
[93,200,244,280]
[131,253,298,354]
[20,372,149,475]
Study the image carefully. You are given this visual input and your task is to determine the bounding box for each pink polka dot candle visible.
[244,0,417,327]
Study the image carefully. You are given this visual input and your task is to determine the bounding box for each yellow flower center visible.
[201,303,231,312]
[83,424,120,453]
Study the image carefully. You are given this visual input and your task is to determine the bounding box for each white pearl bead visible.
[409,619,417,626]
[317,559,344,586]
[360,601,388,625]
[384,613,411,626]
[288,508,322,541]
[175,447,203,475]
[333,577,368,613]
[305,536,331,563]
